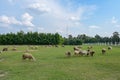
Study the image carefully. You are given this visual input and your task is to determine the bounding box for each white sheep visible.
[73,46,79,51]
[65,51,71,57]
[108,46,112,50]
[102,48,106,54]
[74,50,80,55]
[79,50,88,56]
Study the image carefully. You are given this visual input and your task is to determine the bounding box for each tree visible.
[95,34,102,42]
[111,32,120,44]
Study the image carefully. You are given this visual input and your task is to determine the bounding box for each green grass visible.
[0,45,120,80]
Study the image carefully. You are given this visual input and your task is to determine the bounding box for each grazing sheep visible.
[28,46,38,50]
[87,46,93,49]
[2,48,8,51]
[55,45,58,47]
[79,50,88,56]
[89,50,95,56]
[35,46,39,49]
[73,46,79,51]
[87,49,90,56]
[102,48,106,54]
[74,50,80,56]
[24,49,30,53]
[29,46,34,49]
[12,48,17,51]
[108,46,112,50]
[48,45,52,47]
[78,46,82,49]
[65,51,71,57]
[87,49,95,56]
[22,53,36,61]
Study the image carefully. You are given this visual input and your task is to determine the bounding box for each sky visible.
[0,0,120,37]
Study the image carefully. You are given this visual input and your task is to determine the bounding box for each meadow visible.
[0,45,120,80]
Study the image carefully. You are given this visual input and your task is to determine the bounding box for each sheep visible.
[2,48,8,51]
[87,49,90,56]
[74,50,80,56]
[35,46,39,49]
[29,46,34,49]
[22,53,36,61]
[87,46,93,50]
[78,46,82,49]
[73,46,79,51]
[86,49,95,56]
[102,48,106,54]
[89,50,95,56]
[108,46,112,50]
[65,51,71,57]
[55,45,58,47]
[74,49,89,56]
[79,50,88,56]
[12,48,17,51]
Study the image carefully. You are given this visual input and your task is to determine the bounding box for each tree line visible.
[0,31,62,45]
[0,31,119,45]
[63,32,120,45]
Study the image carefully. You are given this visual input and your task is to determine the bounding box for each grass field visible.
[0,45,120,80]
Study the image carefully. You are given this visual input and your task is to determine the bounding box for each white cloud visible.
[110,16,120,28]
[28,3,51,14]
[89,25,100,29]
[0,15,21,25]
[26,0,96,29]
[69,16,80,21]
[22,13,33,21]
[22,13,34,27]
[0,13,34,27]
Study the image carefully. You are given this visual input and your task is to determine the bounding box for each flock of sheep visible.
[65,46,112,57]
[0,46,37,61]
[0,45,112,61]
[0,45,63,61]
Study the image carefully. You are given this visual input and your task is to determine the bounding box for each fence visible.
[84,42,120,46]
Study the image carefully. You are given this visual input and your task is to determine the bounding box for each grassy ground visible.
[0,45,120,80]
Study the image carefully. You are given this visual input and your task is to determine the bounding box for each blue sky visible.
[0,0,120,37]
